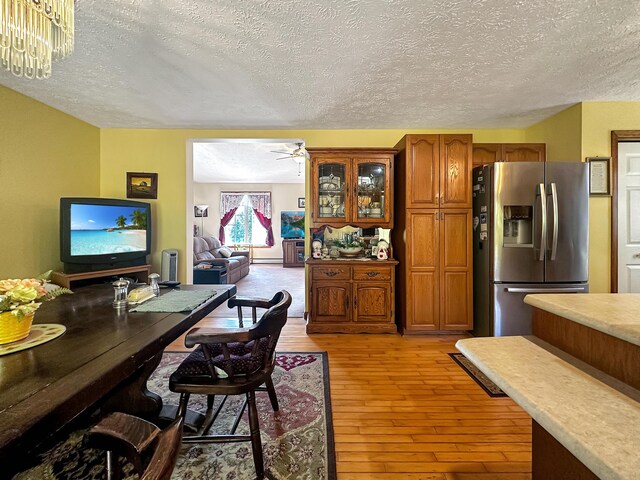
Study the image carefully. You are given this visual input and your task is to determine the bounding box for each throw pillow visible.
[218,246,233,258]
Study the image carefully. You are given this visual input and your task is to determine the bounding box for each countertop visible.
[456,336,640,480]
[524,293,640,347]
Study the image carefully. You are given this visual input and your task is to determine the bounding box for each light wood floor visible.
[168,317,532,480]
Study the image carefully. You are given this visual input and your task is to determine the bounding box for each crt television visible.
[60,197,152,273]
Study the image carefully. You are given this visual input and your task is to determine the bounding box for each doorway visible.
[185,138,308,285]
[611,131,640,292]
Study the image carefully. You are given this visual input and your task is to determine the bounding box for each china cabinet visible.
[392,134,473,333]
[308,148,395,228]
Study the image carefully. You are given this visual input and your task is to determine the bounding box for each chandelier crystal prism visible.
[0,0,74,79]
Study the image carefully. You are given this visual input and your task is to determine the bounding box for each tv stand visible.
[52,265,151,289]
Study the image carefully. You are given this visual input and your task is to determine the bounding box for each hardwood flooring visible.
[168,317,532,479]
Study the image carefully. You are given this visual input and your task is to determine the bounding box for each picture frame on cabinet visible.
[586,157,611,196]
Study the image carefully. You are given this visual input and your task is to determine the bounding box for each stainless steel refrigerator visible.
[472,162,589,337]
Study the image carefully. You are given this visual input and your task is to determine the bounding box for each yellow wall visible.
[100,128,525,279]
[0,86,100,278]
[581,102,640,292]
[525,104,582,161]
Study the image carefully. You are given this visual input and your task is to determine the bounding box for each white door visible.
[618,142,640,292]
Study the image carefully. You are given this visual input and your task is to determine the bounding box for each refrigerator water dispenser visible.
[503,206,532,247]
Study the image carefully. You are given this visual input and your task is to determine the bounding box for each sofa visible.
[193,236,250,283]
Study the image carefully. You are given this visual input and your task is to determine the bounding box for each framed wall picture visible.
[298,197,306,208]
[194,205,208,217]
[586,157,611,196]
[127,172,158,199]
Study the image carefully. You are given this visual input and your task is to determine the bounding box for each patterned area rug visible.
[15,352,336,480]
[449,352,507,397]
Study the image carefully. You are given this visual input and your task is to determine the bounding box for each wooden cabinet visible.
[393,134,473,333]
[306,260,398,333]
[308,148,395,228]
[473,143,546,166]
[282,239,305,267]
[399,135,471,209]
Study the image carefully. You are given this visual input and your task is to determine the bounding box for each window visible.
[224,195,267,246]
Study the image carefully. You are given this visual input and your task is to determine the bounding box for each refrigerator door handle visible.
[505,287,587,294]
[537,183,547,261]
[550,182,559,261]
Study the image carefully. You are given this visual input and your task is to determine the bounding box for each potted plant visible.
[0,278,70,344]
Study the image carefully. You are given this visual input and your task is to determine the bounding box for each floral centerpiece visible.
[332,238,364,257]
[0,277,71,344]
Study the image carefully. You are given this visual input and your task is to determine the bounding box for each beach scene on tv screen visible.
[70,204,147,256]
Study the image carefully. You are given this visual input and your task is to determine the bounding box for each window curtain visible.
[247,192,275,247]
[219,193,245,243]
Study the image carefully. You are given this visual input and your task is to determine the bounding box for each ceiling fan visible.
[271,142,310,162]
[271,142,309,176]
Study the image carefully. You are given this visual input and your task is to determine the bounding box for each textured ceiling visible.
[2,0,640,129]
[193,141,306,183]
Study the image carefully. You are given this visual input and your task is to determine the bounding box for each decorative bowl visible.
[338,246,363,257]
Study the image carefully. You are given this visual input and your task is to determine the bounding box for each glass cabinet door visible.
[355,159,390,223]
[315,160,348,222]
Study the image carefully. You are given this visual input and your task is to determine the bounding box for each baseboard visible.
[252,258,284,264]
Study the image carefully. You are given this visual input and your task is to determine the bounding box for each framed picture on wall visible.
[298,197,306,208]
[127,172,158,199]
[194,205,208,217]
[586,157,611,196]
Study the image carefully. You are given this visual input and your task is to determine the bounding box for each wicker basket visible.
[0,311,34,344]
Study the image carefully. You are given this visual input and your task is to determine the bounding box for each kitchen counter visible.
[456,336,640,480]
[524,293,640,347]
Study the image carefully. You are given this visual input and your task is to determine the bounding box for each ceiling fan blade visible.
[270,150,291,155]
[275,156,292,160]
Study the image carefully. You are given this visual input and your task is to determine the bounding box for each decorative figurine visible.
[312,240,323,259]
[321,246,330,260]
[376,240,389,260]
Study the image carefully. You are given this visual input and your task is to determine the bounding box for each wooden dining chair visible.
[168,290,292,480]
[84,411,184,480]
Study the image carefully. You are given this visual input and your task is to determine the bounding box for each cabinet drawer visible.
[312,266,350,280]
[353,266,392,281]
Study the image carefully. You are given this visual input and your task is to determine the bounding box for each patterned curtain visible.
[246,192,272,218]
[247,192,275,247]
[219,193,245,243]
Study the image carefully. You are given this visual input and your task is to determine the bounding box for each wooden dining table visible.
[0,283,236,469]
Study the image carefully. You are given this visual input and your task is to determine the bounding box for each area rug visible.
[15,352,336,480]
[448,352,507,398]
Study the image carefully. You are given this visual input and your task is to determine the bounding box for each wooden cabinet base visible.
[306,322,397,334]
[306,259,398,334]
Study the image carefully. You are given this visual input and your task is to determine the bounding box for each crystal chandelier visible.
[0,0,74,79]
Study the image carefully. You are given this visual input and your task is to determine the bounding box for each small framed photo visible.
[194,205,208,217]
[127,172,158,199]
[586,157,611,196]
[298,197,306,208]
